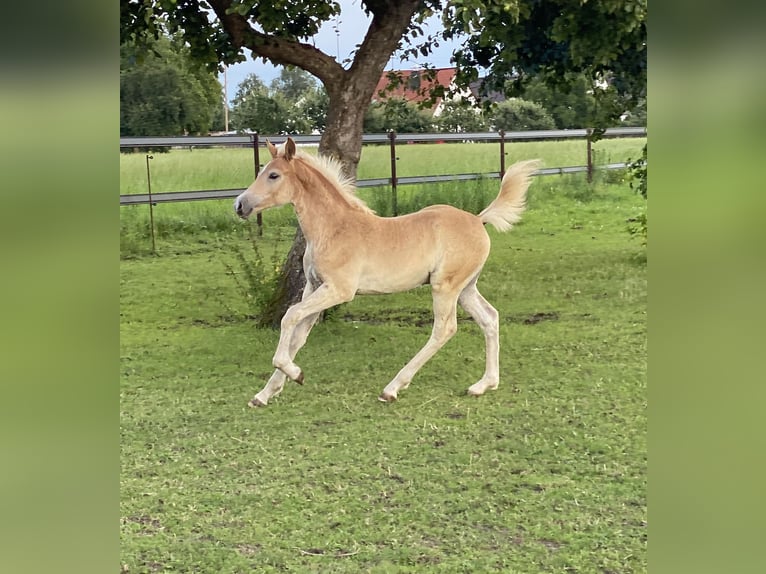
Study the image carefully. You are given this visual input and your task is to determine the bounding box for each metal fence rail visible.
[119,127,645,149]
[120,128,646,208]
[120,163,631,206]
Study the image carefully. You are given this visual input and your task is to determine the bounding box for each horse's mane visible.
[294,151,375,215]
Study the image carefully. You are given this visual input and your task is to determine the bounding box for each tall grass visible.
[362,178,498,218]
[120,138,645,194]
[357,137,643,179]
[120,138,645,257]
[120,147,256,194]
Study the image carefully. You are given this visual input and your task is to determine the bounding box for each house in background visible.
[373,67,507,116]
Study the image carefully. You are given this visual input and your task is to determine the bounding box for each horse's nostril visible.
[234,199,242,214]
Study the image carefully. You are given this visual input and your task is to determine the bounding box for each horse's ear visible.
[284,137,296,161]
[266,140,278,159]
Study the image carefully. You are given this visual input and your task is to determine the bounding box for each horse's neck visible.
[292,167,361,240]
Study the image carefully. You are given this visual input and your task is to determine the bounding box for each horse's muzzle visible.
[234,198,253,219]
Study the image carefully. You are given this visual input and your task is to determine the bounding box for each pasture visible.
[120,140,646,572]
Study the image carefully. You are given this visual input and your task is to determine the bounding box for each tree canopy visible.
[120,35,223,136]
[444,0,646,104]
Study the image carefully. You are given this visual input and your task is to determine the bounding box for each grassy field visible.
[120,153,647,572]
[119,137,645,194]
[119,137,645,257]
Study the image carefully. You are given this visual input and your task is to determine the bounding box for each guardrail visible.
[120,127,646,212]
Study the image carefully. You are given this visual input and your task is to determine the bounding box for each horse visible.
[234,137,540,406]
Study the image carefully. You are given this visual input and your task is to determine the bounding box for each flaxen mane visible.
[294,151,375,215]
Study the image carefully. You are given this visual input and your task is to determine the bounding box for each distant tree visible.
[437,100,488,133]
[210,101,226,133]
[120,35,222,137]
[299,86,330,133]
[620,97,647,127]
[270,68,317,102]
[270,69,327,134]
[229,71,328,134]
[232,74,269,101]
[364,98,434,133]
[523,74,596,129]
[489,98,556,131]
[229,73,287,134]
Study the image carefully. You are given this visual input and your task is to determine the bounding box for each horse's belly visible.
[356,265,430,295]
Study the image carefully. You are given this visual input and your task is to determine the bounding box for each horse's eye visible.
[268,172,280,180]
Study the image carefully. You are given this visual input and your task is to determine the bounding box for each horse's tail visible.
[479,159,541,232]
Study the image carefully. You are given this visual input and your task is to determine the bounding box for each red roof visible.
[373,68,457,107]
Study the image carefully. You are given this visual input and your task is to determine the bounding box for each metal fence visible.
[119,127,646,210]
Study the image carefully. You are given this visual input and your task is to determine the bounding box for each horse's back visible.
[357,205,491,293]
[408,204,489,247]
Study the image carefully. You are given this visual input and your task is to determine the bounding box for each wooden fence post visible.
[388,130,398,216]
[499,129,506,178]
[252,133,263,235]
[145,154,156,254]
[586,128,593,184]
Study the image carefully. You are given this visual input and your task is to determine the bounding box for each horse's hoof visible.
[249,397,267,408]
[467,381,498,396]
[467,383,486,396]
[378,392,397,403]
[294,371,304,385]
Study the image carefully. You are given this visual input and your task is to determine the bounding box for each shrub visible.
[489,98,557,132]
[627,144,647,244]
[220,226,284,322]
[364,98,434,133]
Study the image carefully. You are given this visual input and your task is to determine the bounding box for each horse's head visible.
[235,137,298,219]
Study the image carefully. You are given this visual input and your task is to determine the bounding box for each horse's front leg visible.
[272,282,353,384]
[250,278,321,407]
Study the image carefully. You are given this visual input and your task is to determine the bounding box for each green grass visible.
[120,138,645,193]
[120,173,646,572]
[356,137,645,179]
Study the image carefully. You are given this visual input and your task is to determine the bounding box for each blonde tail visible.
[479,159,541,232]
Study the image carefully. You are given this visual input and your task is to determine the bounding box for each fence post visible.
[145,154,157,254]
[586,128,593,184]
[388,130,398,216]
[499,129,506,178]
[252,133,263,235]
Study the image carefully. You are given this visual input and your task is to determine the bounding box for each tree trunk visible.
[256,82,368,328]
[257,226,307,328]
[227,0,422,327]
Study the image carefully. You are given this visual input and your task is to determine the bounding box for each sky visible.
[218,0,462,104]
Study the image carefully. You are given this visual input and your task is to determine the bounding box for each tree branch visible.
[206,0,345,86]
[350,0,421,78]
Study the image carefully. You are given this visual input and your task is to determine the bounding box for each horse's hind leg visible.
[458,280,501,396]
[379,288,459,402]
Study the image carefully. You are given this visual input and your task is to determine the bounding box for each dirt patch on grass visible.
[341,310,560,327]
[236,543,262,556]
[520,311,559,325]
